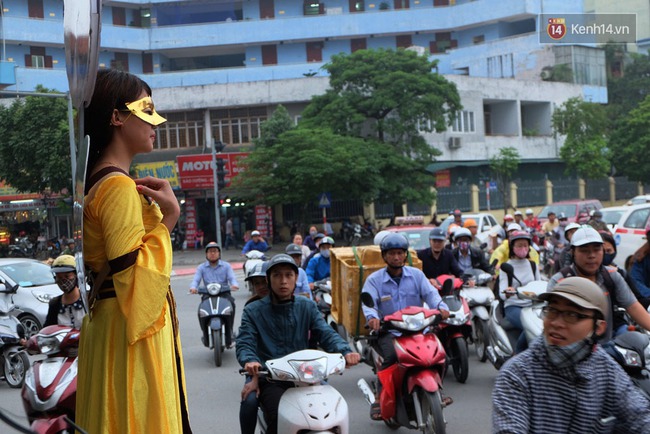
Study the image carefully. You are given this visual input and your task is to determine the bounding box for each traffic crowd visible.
[182,205,650,433]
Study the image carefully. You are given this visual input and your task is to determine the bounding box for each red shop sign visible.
[176,153,249,190]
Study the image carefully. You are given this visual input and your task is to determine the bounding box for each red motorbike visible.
[434,275,473,383]
[357,293,448,434]
[21,325,80,434]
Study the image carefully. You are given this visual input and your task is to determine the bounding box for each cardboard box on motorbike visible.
[330,245,422,337]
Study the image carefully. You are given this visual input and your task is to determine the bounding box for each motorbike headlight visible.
[270,367,297,381]
[323,293,332,305]
[444,316,465,326]
[390,312,435,332]
[32,290,53,303]
[616,345,643,367]
[207,284,221,296]
[37,335,62,355]
[288,356,328,384]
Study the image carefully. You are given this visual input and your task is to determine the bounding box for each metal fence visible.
[283,199,364,223]
[408,202,433,216]
[436,185,472,213]
[516,180,546,207]
[585,178,610,201]
[552,179,580,202]
[375,202,395,219]
[615,177,640,201]
[478,186,505,211]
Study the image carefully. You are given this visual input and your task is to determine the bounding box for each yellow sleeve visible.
[93,176,172,344]
[490,243,508,267]
[530,248,540,264]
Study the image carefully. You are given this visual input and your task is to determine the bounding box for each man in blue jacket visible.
[237,254,360,434]
[241,230,269,255]
[306,236,334,290]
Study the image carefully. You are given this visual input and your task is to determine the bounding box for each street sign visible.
[318,192,331,208]
[489,181,498,190]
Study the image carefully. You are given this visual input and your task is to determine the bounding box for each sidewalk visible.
[171,244,285,277]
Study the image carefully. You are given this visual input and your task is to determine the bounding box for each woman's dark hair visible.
[83,69,152,182]
[599,231,616,252]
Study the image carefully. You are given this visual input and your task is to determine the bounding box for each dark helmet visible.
[265,254,298,279]
[429,227,446,241]
[285,243,303,256]
[51,255,76,273]
[380,233,409,253]
[205,241,221,253]
[508,230,531,248]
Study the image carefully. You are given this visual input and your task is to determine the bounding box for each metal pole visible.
[67,94,77,182]
[211,142,222,246]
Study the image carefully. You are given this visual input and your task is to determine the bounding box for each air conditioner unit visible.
[448,137,461,149]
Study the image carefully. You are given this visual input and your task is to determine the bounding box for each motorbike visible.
[22,325,80,434]
[603,331,650,400]
[243,250,267,294]
[8,237,35,258]
[0,285,29,388]
[460,269,495,363]
[240,349,349,434]
[357,293,448,433]
[486,263,547,370]
[196,282,233,367]
[435,275,472,383]
[538,232,556,278]
[313,279,349,341]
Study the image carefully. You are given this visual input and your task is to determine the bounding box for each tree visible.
[233,127,394,209]
[552,97,610,179]
[255,104,294,148]
[489,147,520,214]
[300,48,461,206]
[0,86,71,194]
[608,94,650,182]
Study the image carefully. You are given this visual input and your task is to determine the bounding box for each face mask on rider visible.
[320,249,330,259]
[56,275,77,294]
[603,252,616,266]
[513,246,529,259]
[459,241,470,251]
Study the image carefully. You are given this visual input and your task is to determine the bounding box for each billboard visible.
[176,152,249,190]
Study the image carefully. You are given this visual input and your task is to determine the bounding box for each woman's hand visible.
[134,177,180,232]
[241,376,259,401]
[505,287,516,298]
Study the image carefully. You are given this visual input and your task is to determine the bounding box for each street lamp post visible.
[211,139,226,246]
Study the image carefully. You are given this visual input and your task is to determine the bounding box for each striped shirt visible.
[492,337,650,433]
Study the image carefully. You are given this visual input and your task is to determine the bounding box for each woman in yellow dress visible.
[76,69,192,433]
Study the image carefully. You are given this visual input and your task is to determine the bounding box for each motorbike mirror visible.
[480,242,487,250]
[441,278,454,296]
[0,283,7,293]
[500,263,515,277]
[16,323,25,340]
[360,292,375,308]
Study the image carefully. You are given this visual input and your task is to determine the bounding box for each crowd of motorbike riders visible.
[21,206,650,432]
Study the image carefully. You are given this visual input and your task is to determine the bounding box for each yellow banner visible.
[133,161,180,189]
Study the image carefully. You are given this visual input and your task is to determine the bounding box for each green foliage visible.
[608,52,650,117]
[255,105,294,148]
[609,94,650,182]
[489,147,520,212]
[552,97,610,179]
[0,86,71,193]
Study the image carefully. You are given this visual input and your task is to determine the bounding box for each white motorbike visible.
[243,250,267,294]
[460,269,495,363]
[241,349,349,434]
[486,263,547,370]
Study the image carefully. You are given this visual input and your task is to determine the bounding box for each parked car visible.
[612,204,650,267]
[626,195,650,206]
[0,258,62,337]
[537,199,603,226]
[439,213,499,245]
[599,205,628,233]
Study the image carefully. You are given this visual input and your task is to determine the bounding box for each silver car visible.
[0,259,62,337]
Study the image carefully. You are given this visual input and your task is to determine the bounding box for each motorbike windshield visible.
[442,295,462,312]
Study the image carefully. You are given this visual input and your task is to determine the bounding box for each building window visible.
[211,107,268,146]
[451,110,475,133]
[472,35,485,45]
[28,0,44,19]
[304,1,324,15]
[156,111,204,149]
[487,54,514,78]
[31,55,45,68]
[110,53,130,72]
[306,42,324,62]
[24,47,51,69]
[350,0,365,12]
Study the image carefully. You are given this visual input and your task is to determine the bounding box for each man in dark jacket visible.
[418,227,463,289]
[451,228,492,274]
[237,254,360,434]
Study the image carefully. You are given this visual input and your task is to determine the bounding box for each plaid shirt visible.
[492,337,650,433]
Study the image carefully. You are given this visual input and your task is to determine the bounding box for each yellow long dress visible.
[76,172,191,433]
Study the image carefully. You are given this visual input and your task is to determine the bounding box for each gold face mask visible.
[124,96,167,126]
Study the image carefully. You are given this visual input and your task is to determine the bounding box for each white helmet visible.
[571,226,603,247]
[565,222,581,233]
[374,230,394,246]
[507,223,522,232]
[453,227,472,240]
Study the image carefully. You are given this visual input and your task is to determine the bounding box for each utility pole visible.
[210,139,227,245]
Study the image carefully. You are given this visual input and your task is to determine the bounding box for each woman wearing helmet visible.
[305,236,335,290]
[498,231,541,353]
[451,227,492,275]
[44,255,84,329]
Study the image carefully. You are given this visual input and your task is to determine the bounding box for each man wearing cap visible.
[587,210,609,233]
[463,219,483,251]
[513,211,527,230]
[493,277,650,433]
[548,226,650,341]
[417,227,463,288]
[286,243,312,299]
[451,228,493,275]
[306,236,335,290]
[450,209,463,227]
[241,230,269,255]
[237,254,360,434]
[553,222,581,273]
[553,213,571,247]
[541,211,559,234]
[490,223,540,269]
